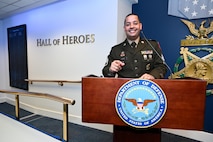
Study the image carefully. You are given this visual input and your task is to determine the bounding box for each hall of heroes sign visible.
[115,79,167,128]
[36,34,95,47]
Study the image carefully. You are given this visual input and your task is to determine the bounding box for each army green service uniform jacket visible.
[102,38,167,79]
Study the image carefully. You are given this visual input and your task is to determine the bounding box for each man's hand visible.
[109,60,125,72]
[140,73,155,80]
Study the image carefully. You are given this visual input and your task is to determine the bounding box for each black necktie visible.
[131,42,136,48]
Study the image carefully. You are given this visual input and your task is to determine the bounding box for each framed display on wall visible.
[7,24,28,90]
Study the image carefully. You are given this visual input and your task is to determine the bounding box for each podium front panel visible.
[82,77,206,130]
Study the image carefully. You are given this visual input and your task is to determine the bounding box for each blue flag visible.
[168,0,213,19]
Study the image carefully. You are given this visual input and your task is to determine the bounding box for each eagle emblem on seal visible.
[125,98,156,115]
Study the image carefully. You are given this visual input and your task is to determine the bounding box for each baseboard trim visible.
[162,128,213,142]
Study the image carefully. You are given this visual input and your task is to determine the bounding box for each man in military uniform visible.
[102,13,167,79]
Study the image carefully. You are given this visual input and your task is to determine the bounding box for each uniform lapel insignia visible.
[141,40,144,44]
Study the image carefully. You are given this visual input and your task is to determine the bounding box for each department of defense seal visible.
[115,79,167,128]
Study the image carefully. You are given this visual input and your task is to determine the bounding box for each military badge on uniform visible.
[146,63,150,70]
[143,55,147,60]
[141,50,153,61]
[148,54,153,60]
[120,51,126,62]
[120,51,125,57]
[141,50,153,54]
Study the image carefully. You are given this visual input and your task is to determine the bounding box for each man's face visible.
[124,15,142,41]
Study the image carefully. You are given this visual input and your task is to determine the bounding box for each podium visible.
[82,77,206,142]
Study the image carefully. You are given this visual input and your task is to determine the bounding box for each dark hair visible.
[124,13,141,25]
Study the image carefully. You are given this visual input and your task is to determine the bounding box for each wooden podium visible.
[82,77,206,142]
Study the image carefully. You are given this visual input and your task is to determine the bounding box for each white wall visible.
[0,20,7,100]
[117,0,132,43]
[0,21,4,89]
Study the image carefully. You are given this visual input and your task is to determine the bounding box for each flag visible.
[168,0,186,18]
[168,0,213,19]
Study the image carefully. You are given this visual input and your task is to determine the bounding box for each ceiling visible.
[0,0,64,20]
